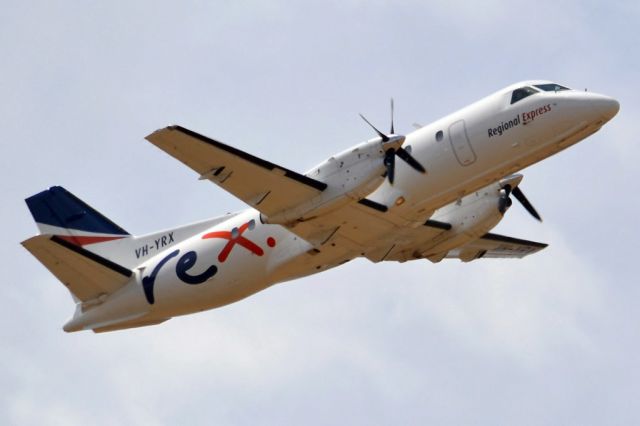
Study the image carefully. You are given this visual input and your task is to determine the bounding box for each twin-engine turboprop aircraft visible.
[22,80,619,332]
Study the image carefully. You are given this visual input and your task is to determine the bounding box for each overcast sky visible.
[2,1,639,425]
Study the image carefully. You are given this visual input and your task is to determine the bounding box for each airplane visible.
[22,80,619,333]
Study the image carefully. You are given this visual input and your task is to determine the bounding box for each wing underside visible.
[289,200,450,259]
[146,126,326,218]
[22,235,133,301]
[446,233,548,262]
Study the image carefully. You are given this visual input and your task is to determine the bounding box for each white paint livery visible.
[22,80,619,332]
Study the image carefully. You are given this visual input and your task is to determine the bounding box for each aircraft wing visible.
[363,225,547,263]
[289,200,450,259]
[445,233,548,262]
[146,126,422,248]
[146,126,327,217]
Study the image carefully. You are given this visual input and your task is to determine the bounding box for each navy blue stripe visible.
[424,219,452,230]
[481,232,548,248]
[358,198,388,212]
[51,236,133,277]
[25,187,130,235]
[171,126,328,191]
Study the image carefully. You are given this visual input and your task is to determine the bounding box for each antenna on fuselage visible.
[390,98,395,134]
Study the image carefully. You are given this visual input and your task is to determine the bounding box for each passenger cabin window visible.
[510,86,538,104]
[534,83,570,92]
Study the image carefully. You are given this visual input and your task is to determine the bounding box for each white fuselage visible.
[64,81,619,331]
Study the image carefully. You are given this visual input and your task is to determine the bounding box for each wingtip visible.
[145,125,181,141]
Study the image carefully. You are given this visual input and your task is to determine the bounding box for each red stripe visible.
[55,235,126,246]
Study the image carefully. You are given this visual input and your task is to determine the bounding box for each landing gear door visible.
[449,120,477,166]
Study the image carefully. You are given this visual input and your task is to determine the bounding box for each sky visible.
[2,0,639,424]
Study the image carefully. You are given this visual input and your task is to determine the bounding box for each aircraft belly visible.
[63,278,150,332]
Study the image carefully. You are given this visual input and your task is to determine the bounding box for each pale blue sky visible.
[2,1,639,424]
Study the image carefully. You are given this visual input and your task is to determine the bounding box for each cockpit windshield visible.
[534,83,570,92]
[510,86,538,104]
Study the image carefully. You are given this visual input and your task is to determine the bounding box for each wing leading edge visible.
[146,126,327,218]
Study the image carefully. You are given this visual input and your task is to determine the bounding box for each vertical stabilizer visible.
[25,186,130,245]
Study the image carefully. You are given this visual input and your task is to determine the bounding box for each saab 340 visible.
[22,81,619,332]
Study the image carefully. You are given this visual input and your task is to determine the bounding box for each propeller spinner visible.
[359,99,426,184]
[499,184,542,221]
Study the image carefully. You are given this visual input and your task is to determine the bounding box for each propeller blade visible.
[390,98,395,134]
[396,147,426,173]
[384,149,396,184]
[359,113,389,142]
[512,186,542,221]
[360,101,427,184]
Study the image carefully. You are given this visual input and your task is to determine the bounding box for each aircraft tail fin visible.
[25,186,131,246]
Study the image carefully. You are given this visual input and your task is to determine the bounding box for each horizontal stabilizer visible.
[22,235,133,302]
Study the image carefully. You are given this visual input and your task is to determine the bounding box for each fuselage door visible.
[449,120,477,166]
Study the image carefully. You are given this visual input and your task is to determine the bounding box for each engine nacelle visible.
[264,136,404,224]
[420,175,523,260]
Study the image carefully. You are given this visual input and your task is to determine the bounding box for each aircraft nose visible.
[592,95,620,121]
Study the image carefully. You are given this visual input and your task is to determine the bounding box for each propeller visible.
[499,184,542,221]
[359,113,389,142]
[360,99,426,184]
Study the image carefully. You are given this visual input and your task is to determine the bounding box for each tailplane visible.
[22,234,133,302]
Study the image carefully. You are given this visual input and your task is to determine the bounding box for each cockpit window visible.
[510,86,538,104]
[534,83,570,92]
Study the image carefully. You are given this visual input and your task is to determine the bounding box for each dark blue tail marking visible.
[25,186,130,235]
